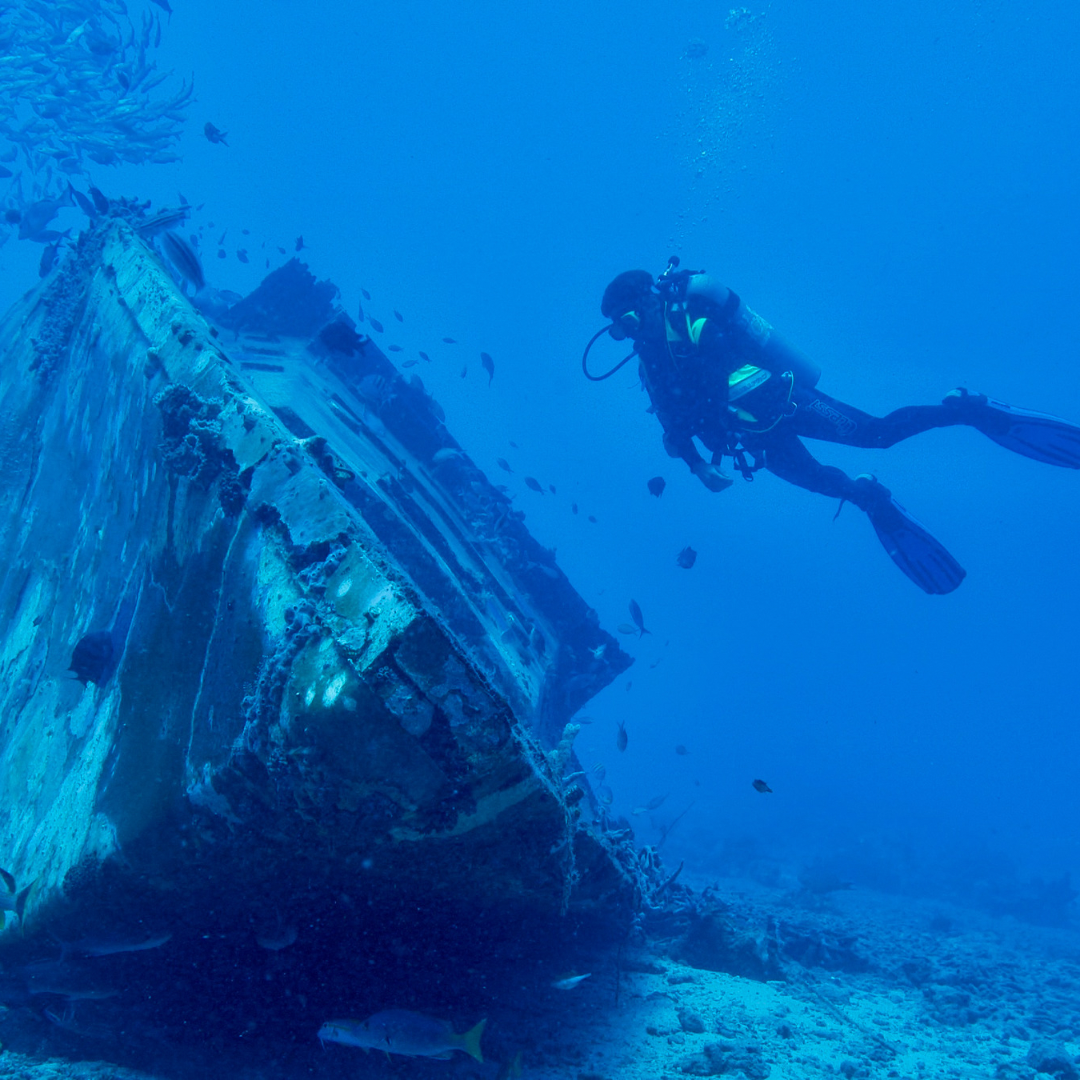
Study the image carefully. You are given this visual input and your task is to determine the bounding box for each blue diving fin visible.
[944,389,1080,469]
[857,477,966,594]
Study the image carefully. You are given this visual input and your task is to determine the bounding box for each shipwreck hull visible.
[0,221,634,942]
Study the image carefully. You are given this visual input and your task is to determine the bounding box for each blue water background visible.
[3,0,1078,904]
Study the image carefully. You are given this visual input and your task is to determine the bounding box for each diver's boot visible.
[852,474,966,595]
[943,388,1080,468]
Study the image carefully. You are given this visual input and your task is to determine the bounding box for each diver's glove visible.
[691,460,734,493]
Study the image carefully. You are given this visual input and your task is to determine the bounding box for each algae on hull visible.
[0,223,634,936]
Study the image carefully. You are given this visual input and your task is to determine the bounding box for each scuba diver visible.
[584,258,1080,593]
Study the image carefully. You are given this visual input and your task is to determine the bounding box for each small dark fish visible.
[19,189,74,240]
[548,485,556,495]
[629,599,650,637]
[616,720,628,752]
[69,630,114,687]
[361,288,371,300]
[418,351,431,362]
[480,351,494,385]
[675,744,689,755]
[442,336,457,344]
[161,231,206,291]
[524,476,544,494]
[295,235,306,251]
[369,317,384,333]
[236,248,249,263]
[752,779,773,794]
[509,440,519,448]
[571,503,578,514]
[388,344,403,352]
[277,246,286,254]
[496,458,513,473]
[217,230,227,244]
[38,241,61,277]
[460,365,467,378]
[588,515,597,523]
[648,476,666,497]
[71,189,96,218]
[394,310,404,322]
[401,359,418,368]
[217,249,226,259]
[242,228,250,235]
[204,121,228,146]
[676,546,697,569]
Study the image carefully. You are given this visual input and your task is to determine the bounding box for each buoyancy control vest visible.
[663,274,822,433]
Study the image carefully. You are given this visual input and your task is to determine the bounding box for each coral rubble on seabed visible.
[528,880,1080,1080]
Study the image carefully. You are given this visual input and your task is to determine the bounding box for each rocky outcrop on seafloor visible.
[0,220,638,960]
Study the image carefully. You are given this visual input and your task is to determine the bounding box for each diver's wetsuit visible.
[745,388,968,507]
[602,263,1080,592]
[633,276,972,511]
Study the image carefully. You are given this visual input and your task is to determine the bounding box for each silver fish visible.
[318,1011,486,1062]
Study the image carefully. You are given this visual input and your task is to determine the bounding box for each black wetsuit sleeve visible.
[657,411,704,466]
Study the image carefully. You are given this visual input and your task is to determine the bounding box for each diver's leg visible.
[787,388,966,449]
[757,430,870,504]
[758,432,965,593]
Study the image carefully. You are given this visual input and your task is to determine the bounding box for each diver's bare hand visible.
[691,461,734,493]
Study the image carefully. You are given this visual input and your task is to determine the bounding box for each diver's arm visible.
[661,424,732,493]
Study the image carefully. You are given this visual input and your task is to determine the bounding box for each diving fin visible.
[855,476,966,595]
[944,389,1080,468]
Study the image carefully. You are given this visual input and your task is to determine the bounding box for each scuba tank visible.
[684,273,822,391]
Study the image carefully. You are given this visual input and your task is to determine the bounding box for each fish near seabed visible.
[0,869,34,927]
[319,1011,486,1062]
[616,720,628,752]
